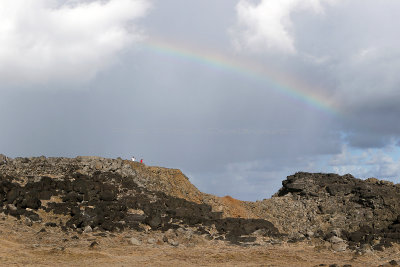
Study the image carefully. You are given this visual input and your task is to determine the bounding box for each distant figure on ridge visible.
[140,159,143,164]
[131,156,136,162]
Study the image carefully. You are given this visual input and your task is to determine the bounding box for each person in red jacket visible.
[140,159,143,163]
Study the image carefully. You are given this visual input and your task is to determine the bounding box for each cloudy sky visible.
[1,0,400,200]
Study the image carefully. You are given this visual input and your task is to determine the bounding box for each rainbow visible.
[139,37,340,116]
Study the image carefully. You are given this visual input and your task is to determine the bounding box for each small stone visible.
[252,229,266,236]
[331,229,341,237]
[329,236,343,244]
[306,231,314,238]
[25,218,33,227]
[389,260,399,266]
[164,229,176,239]
[89,241,98,248]
[294,233,305,239]
[331,242,347,252]
[176,227,186,234]
[184,230,193,240]
[129,237,141,246]
[168,239,179,247]
[7,204,17,211]
[83,226,92,233]
[359,244,373,255]
[148,215,162,229]
[147,238,156,244]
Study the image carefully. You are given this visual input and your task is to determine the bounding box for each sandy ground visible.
[0,215,399,267]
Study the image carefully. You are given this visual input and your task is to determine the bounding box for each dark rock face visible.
[276,172,400,249]
[0,170,280,244]
[2,156,400,250]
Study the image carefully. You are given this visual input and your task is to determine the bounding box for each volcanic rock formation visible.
[0,155,400,250]
[0,156,279,245]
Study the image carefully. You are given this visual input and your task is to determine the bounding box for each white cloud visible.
[329,144,400,180]
[232,0,338,54]
[0,0,150,85]
[329,145,367,166]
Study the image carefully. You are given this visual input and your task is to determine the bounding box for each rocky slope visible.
[257,172,400,251]
[0,156,279,246]
[1,155,400,253]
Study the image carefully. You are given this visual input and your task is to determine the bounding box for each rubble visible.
[0,156,400,251]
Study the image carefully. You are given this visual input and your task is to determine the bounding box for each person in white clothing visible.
[131,156,136,162]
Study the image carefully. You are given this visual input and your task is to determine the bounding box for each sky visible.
[1,0,400,200]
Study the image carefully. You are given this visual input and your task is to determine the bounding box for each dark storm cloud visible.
[341,100,400,148]
[282,0,400,150]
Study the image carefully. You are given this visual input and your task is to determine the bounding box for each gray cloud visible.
[1,0,400,200]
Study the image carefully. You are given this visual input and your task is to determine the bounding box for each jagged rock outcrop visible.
[0,156,280,245]
[255,172,400,250]
[1,156,400,250]
[0,156,203,202]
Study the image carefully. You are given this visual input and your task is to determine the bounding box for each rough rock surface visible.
[1,156,400,251]
[0,156,280,245]
[0,156,203,202]
[260,172,400,250]
[0,156,261,219]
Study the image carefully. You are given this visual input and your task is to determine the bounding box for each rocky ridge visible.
[1,155,400,253]
[0,156,280,246]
